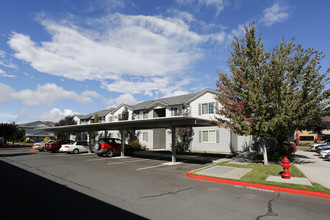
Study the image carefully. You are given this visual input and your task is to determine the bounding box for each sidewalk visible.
[294,149,330,189]
[136,150,330,190]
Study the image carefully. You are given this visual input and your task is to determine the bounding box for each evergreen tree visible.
[55,115,76,140]
[216,23,329,165]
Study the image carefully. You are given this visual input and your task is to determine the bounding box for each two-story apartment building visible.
[74,89,252,153]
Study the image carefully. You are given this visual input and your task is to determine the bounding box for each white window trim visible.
[202,129,216,143]
[201,102,215,115]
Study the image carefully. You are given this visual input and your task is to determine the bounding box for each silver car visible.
[32,140,52,151]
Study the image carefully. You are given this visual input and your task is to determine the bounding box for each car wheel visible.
[72,149,79,154]
[105,149,114,157]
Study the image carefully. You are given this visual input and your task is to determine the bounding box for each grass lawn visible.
[206,161,330,193]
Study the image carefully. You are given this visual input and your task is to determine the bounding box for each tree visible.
[55,116,76,139]
[10,126,26,144]
[93,113,99,123]
[119,107,129,121]
[216,23,329,165]
[0,122,25,145]
[176,127,194,152]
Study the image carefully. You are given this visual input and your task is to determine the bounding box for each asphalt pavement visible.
[1,146,330,220]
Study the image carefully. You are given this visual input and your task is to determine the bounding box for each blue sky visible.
[0,0,329,123]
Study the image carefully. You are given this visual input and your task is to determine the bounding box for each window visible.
[202,130,216,143]
[173,106,183,116]
[139,132,148,142]
[201,102,215,114]
[299,136,314,141]
[138,111,148,119]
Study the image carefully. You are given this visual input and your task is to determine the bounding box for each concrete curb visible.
[187,173,330,200]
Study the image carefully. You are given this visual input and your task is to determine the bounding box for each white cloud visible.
[81,90,102,99]
[0,82,102,108]
[8,14,209,81]
[176,0,227,16]
[106,93,138,107]
[261,2,289,26]
[15,107,79,123]
[39,108,79,122]
[14,83,99,107]
[0,83,15,104]
[102,75,191,97]
[162,90,189,98]
[7,13,227,97]
[0,49,17,69]
[0,68,16,78]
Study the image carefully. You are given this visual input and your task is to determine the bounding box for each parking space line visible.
[106,158,152,165]
[137,164,166,170]
[137,161,184,171]
[86,158,112,161]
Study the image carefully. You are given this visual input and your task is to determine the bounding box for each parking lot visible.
[1,146,330,220]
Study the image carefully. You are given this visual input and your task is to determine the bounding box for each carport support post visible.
[171,126,176,163]
[88,131,93,153]
[121,129,125,157]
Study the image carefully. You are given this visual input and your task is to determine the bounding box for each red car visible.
[93,138,134,157]
[44,140,73,153]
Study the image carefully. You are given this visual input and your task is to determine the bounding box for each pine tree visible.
[216,23,329,165]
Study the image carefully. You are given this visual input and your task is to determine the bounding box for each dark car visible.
[44,140,74,153]
[93,138,134,157]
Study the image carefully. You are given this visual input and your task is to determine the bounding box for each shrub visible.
[130,140,143,151]
[44,137,51,141]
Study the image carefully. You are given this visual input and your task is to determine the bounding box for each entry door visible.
[153,128,166,149]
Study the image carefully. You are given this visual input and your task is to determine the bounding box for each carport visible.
[43,116,217,163]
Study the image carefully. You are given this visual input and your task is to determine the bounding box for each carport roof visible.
[42,116,217,132]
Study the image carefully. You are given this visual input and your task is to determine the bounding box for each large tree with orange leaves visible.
[216,23,329,164]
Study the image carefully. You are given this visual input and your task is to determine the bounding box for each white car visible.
[59,141,89,154]
[310,142,328,151]
[320,149,330,158]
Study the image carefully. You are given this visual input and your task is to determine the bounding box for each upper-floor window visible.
[137,111,148,119]
[172,106,183,116]
[201,102,215,114]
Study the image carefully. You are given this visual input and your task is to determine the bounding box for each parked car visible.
[93,138,134,157]
[320,149,330,158]
[310,142,329,151]
[316,144,330,154]
[59,141,89,154]
[325,152,330,160]
[32,140,52,151]
[44,140,74,153]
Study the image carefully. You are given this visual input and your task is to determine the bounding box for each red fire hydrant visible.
[280,157,292,179]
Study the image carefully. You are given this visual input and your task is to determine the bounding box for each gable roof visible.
[110,104,133,114]
[132,93,198,111]
[79,108,115,120]
[19,121,55,128]
[131,88,219,111]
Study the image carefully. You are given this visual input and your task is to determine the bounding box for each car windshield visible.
[113,139,121,144]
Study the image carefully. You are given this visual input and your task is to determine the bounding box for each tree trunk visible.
[262,139,269,165]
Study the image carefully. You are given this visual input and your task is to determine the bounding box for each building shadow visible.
[131,151,216,164]
[0,160,147,220]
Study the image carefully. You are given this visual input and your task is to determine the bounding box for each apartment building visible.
[74,89,252,153]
